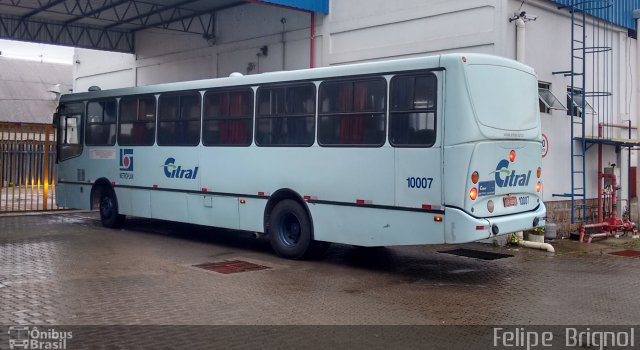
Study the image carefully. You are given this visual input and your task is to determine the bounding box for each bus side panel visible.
[394,147,443,209]
[311,204,445,246]
[238,197,267,233]
[187,194,240,230]
[58,183,91,210]
[115,188,151,218]
[442,144,475,209]
[150,191,189,222]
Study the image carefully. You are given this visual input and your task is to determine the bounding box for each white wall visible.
[72,0,639,211]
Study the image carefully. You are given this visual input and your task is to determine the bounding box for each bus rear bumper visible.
[444,203,546,243]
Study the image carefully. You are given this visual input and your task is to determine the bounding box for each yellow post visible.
[43,125,50,210]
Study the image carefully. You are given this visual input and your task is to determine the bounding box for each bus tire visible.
[269,199,325,259]
[99,187,125,228]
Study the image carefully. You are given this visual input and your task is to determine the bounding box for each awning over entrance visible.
[0,0,328,53]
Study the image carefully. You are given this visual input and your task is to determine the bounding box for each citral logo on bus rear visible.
[163,158,199,179]
[494,159,531,188]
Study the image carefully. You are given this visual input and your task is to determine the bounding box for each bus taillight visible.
[537,167,542,178]
[469,187,478,200]
[509,150,516,162]
[536,182,542,192]
[471,171,479,184]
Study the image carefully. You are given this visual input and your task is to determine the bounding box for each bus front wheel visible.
[99,187,125,228]
[269,199,328,259]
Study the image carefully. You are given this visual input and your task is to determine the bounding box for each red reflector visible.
[356,199,365,204]
[476,225,487,230]
[152,185,158,189]
[201,188,208,193]
[304,195,311,200]
[422,204,432,209]
[258,191,265,196]
[111,181,116,187]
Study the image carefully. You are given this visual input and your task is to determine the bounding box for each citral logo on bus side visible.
[163,158,199,179]
[494,159,531,188]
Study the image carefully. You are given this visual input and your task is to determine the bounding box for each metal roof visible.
[0,0,328,53]
[0,56,72,123]
[550,0,640,30]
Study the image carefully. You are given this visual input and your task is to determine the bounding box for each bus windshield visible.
[466,64,539,131]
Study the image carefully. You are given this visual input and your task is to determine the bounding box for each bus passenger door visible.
[392,71,444,243]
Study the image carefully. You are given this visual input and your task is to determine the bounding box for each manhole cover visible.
[609,250,640,258]
[193,260,270,274]
[439,248,513,260]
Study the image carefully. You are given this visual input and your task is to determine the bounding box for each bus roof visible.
[60,53,533,103]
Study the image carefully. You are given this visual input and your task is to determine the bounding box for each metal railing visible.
[0,122,62,213]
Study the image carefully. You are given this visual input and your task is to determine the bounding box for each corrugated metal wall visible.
[550,0,640,30]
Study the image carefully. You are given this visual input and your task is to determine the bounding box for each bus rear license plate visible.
[503,195,517,207]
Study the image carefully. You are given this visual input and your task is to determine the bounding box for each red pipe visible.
[598,124,603,223]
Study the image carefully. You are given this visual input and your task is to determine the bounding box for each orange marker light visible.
[240,199,246,204]
[536,182,542,192]
[471,171,479,184]
[434,216,443,222]
[509,150,516,162]
[537,167,542,178]
[469,187,478,200]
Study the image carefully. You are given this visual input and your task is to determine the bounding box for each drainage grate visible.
[193,260,270,274]
[439,248,513,260]
[609,250,640,258]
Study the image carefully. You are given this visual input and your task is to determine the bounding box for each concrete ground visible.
[1,211,639,326]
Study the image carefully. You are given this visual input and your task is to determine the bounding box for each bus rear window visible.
[318,77,386,147]
[465,65,538,131]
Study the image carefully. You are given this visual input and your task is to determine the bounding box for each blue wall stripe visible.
[550,0,640,30]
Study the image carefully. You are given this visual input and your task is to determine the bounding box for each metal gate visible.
[0,122,62,212]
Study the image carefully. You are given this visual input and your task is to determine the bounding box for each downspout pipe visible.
[515,18,526,63]
[634,9,640,224]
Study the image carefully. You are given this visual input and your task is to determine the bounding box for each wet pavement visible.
[1,212,639,325]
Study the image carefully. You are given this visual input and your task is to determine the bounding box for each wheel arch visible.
[263,188,314,237]
[90,178,114,210]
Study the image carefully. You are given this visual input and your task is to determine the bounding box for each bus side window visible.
[389,73,437,147]
[86,99,117,146]
[318,77,386,147]
[203,88,253,146]
[119,95,156,146]
[158,92,201,146]
[256,83,315,147]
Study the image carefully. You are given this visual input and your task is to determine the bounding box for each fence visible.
[0,122,62,212]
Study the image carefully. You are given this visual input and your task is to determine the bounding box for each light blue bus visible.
[54,53,546,259]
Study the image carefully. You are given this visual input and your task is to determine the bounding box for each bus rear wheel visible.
[269,199,329,259]
[99,187,125,228]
